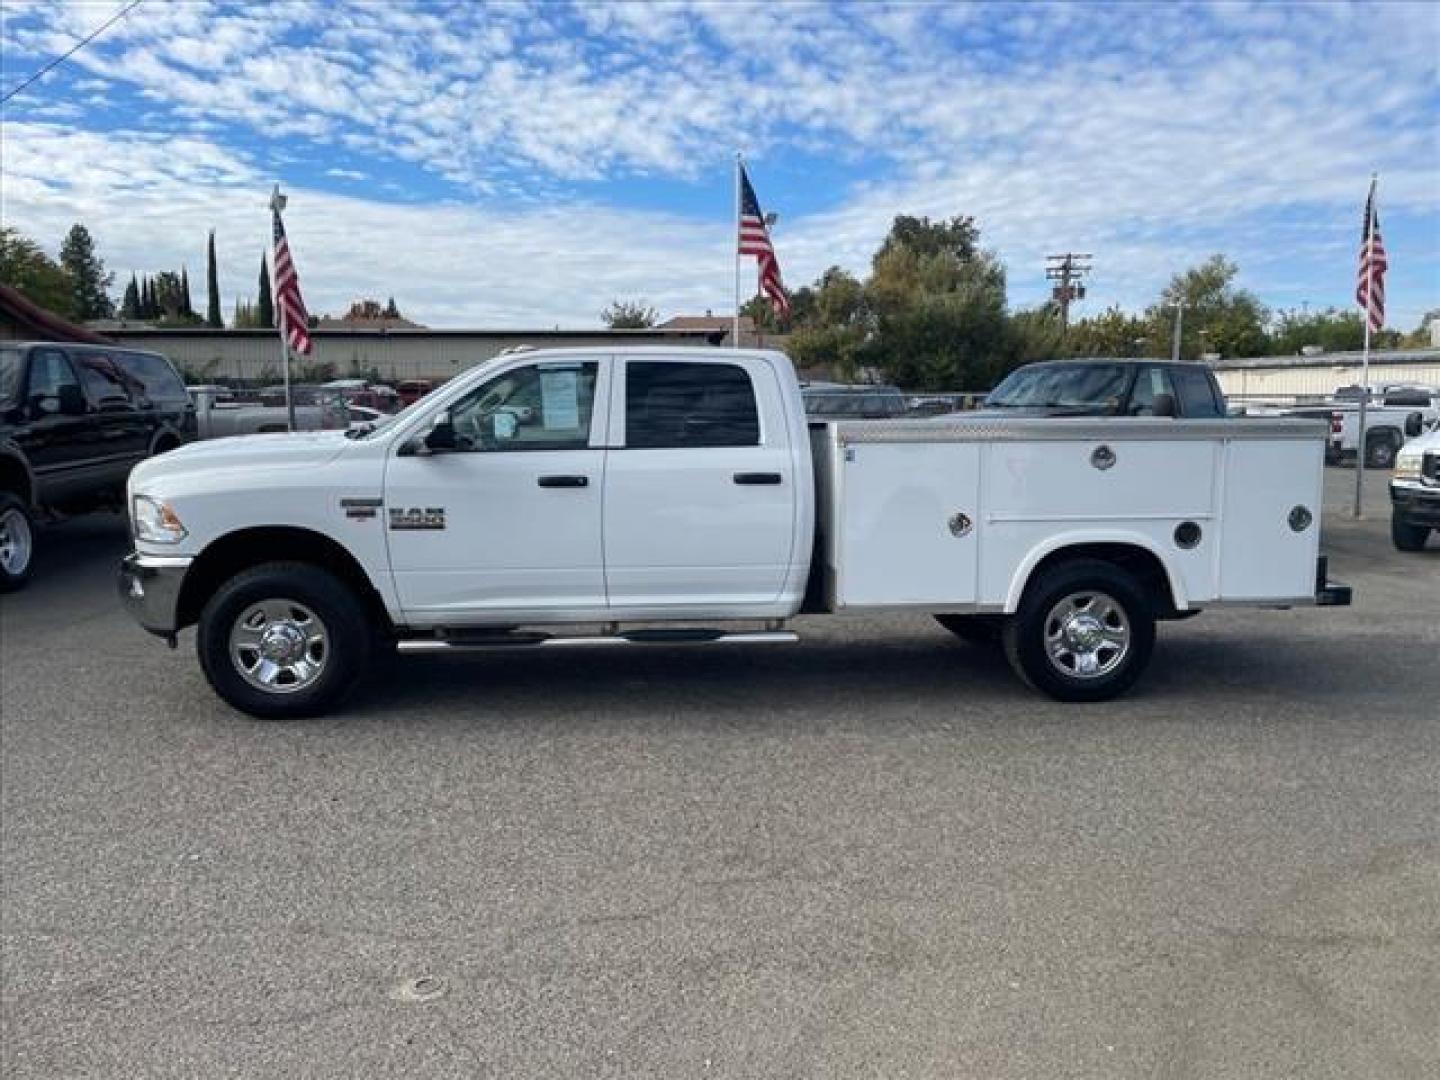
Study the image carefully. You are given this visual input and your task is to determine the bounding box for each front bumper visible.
[1390,482,1440,527]
[118,552,193,639]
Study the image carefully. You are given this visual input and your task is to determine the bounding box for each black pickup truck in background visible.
[0,341,195,591]
[973,359,1229,418]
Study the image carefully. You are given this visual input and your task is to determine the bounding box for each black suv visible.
[0,341,195,591]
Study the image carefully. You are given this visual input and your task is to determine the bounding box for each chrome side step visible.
[396,629,798,654]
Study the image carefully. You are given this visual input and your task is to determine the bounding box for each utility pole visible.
[1045,253,1092,329]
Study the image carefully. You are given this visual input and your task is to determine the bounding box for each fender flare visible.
[148,425,185,456]
[0,441,36,506]
[1003,528,1190,613]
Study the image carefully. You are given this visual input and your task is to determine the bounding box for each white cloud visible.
[0,1,1435,328]
[1,123,733,327]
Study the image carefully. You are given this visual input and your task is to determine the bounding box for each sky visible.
[1,0,1437,332]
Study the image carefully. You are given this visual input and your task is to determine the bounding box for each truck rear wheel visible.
[1003,559,1156,703]
[1391,512,1431,552]
[0,493,35,593]
[197,561,370,719]
[934,614,1003,645]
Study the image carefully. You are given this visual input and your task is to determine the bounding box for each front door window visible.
[447,362,597,451]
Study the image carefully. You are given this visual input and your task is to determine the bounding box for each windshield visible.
[0,349,19,404]
[987,363,1129,412]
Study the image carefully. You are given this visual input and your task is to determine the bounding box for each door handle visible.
[733,472,783,485]
[537,475,588,488]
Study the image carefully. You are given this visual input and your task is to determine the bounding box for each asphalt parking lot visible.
[2,467,1437,1078]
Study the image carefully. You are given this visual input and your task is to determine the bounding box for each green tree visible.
[1267,307,1366,355]
[1145,255,1268,360]
[1067,305,1153,357]
[58,223,114,319]
[1006,304,1068,366]
[257,254,274,329]
[178,266,195,319]
[873,214,978,265]
[862,214,1009,388]
[0,227,77,318]
[205,231,223,328]
[1400,308,1438,349]
[120,274,141,320]
[601,299,657,328]
[786,323,868,381]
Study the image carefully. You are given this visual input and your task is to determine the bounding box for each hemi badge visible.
[341,497,383,520]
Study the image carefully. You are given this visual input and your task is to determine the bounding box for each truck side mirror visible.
[1404,412,1423,438]
[423,410,457,452]
[57,384,87,416]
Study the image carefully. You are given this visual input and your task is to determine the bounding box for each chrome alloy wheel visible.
[0,507,33,576]
[1043,590,1130,680]
[228,599,329,694]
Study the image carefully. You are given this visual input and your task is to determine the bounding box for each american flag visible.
[272,208,313,355]
[738,164,789,319]
[1355,178,1387,334]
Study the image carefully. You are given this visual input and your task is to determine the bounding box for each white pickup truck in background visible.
[120,348,1350,718]
[188,385,347,439]
[1326,387,1440,468]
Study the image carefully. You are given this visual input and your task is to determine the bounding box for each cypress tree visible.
[257,254,274,329]
[179,266,194,318]
[120,274,140,319]
[206,230,223,327]
[140,276,152,319]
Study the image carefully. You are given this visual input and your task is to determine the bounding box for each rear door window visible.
[625,362,760,448]
[74,353,142,408]
[1172,367,1223,417]
[115,352,188,405]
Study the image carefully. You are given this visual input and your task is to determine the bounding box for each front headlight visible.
[132,495,188,544]
[1393,451,1423,480]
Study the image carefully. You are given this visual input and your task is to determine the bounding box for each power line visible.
[1,0,144,106]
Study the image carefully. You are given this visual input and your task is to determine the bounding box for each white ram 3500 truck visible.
[119,347,1351,718]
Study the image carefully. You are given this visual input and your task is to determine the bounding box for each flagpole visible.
[733,151,743,350]
[269,183,296,433]
[1353,173,1376,520]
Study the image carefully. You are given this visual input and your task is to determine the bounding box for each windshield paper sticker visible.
[540,369,580,431]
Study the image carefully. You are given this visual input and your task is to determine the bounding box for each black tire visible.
[1365,433,1398,470]
[0,492,36,593]
[1391,512,1430,552]
[1002,558,1157,703]
[197,561,370,719]
[934,613,1004,646]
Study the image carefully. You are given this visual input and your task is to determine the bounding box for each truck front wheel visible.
[197,561,370,719]
[1391,512,1431,552]
[1003,559,1156,703]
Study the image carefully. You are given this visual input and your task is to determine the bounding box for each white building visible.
[1210,348,1440,400]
